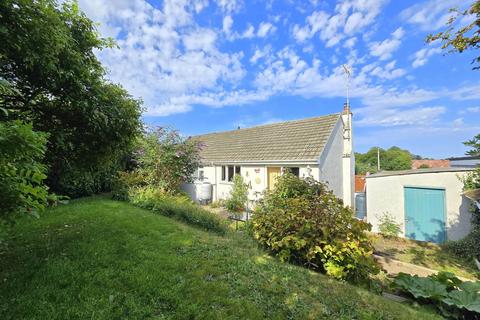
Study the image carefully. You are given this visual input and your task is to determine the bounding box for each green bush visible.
[0,121,49,222]
[135,128,202,194]
[393,271,480,318]
[252,173,379,283]
[446,168,480,260]
[377,212,402,237]
[111,170,147,201]
[129,186,228,235]
[225,175,248,216]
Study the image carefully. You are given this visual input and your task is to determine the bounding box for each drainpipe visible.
[212,161,217,201]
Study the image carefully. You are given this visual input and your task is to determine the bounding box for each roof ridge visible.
[193,112,341,138]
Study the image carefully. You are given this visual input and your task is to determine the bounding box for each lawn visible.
[0,196,440,319]
[372,234,479,280]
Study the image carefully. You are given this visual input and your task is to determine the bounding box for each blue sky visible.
[77,0,480,158]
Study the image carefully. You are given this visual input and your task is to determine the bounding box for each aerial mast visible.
[342,64,352,108]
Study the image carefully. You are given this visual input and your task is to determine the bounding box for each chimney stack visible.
[343,102,351,114]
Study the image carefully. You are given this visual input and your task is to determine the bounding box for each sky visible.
[75,0,480,158]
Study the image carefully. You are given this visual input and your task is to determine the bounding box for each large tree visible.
[426,0,480,69]
[355,146,413,174]
[0,0,142,197]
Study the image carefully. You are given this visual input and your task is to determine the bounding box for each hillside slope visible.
[0,196,439,319]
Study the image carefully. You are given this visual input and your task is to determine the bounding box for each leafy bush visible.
[134,128,202,194]
[252,172,379,283]
[393,272,480,318]
[0,121,48,222]
[129,186,228,235]
[111,170,147,201]
[225,175,248,215]
[377,212,402,237]
[446,168,480,260]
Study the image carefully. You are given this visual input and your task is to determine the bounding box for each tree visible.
[355,146,413,174]
[0,121,48,222]
[0,0,142,197]
[135,128,202,194]
[464,133,480,156]
[426,1,480,70]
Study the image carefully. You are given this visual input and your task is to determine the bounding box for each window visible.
[284,167,300,177]
[221,165,241,182]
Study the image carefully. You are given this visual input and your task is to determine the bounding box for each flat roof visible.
[366,167,474,178]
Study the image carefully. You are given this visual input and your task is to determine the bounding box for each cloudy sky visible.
[76,0,479,158]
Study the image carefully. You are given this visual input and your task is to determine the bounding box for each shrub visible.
[135,128,202,194]
[377,212,402,237]
[129,186,228,235]
[446,168,480,259]
[111,170,147,201]
[393,271,480,318]
[225,175,248,216]
[0,121,49,222]
[252,172,379,283]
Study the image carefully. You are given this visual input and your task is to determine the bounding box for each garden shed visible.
[365,168,474,243]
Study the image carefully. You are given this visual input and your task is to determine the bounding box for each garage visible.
[365,168,473,243]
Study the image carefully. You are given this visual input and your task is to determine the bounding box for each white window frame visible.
[221,165,241,182]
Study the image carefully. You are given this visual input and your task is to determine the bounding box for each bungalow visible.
[183,104,355,207]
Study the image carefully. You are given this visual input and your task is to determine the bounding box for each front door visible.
[267,167,281,190]
[404,187,446,243]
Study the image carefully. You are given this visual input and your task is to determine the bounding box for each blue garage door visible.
[404,187,446,243]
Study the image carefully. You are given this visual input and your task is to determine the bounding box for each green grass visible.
[372,234,479,280]
[0,196,440,319]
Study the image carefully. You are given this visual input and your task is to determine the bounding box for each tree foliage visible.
[0,0,142,197]
[0,121,48,222]
[426,0,480,70]
[355,146,413,174]
[464,133,480,156]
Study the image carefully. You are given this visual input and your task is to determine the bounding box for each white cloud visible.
[370,60,407,80]
[215,0,240,13]
[369,27,404,60]
[250,45,271,64]
[356,106,446,127]
[222,15,233,35]
[467,107,480,113]
[292,0,386,47]
[412,47,442,68]
[78,0,247,116]
[400,0,459,31]
[450,85,480,101]
[257,22,276,37]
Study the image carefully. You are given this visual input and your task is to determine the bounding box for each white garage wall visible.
[366,170,472,241]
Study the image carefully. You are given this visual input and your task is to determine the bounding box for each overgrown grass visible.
[372,234,479,280]
[129,187,228,235]
[0,196,441,319]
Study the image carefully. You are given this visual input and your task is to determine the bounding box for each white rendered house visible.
[183,104,355,207]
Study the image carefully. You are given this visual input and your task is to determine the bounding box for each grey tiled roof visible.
[192,113,340,163]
